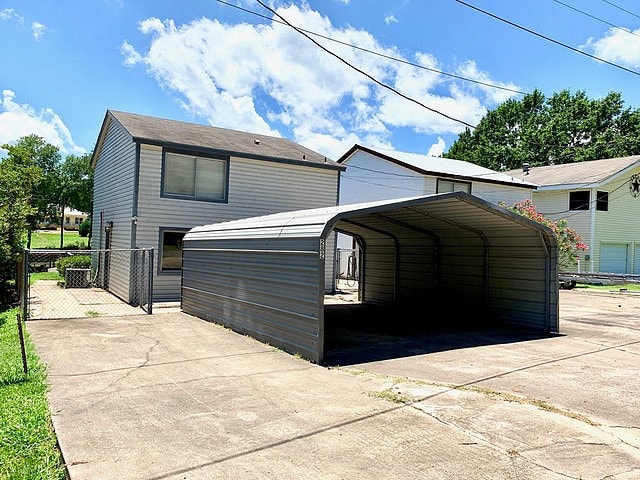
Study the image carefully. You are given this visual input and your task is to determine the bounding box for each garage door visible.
[600,243,628,273]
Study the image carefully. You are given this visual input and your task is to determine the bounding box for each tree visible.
[57,154,93,248]
[1,135,62,248]
[500,199,588,268]
[446,89,640,170]
[0,158,39,302]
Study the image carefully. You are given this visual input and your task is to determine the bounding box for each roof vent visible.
[522,163,530,175]
[254,139,260,145]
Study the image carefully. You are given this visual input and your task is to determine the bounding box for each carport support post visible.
[147,248,154,314]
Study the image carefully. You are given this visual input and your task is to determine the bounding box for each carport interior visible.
[181,193,558,365]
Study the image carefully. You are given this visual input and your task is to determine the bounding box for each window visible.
[596,191,608,212]
[163,151,228,201]
[437,179,471,194]
[160,229,188,271]
[569,191,590,211]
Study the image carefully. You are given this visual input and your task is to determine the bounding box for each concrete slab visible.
[27,288,640,479]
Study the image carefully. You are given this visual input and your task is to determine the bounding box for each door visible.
[600,243,629,274]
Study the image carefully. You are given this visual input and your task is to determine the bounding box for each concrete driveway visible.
[27,289,640,480]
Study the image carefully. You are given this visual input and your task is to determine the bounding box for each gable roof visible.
[92,110,344,171]
[504,156,640,189]
[338,144,536,189]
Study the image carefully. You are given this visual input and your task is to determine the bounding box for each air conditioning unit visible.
[65,268,91,288]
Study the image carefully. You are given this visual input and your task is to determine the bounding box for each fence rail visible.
[21,248,154,321]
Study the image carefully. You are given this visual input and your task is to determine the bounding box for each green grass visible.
[29,271,63,285]
[0,308,67,479]
[575,283,640,292]
[29,230,88,250]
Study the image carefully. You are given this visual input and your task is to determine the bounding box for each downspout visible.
[590,187,596,273]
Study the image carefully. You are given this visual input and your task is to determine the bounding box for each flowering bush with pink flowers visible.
[499,199,588,267]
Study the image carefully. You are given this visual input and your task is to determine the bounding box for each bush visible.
[78,219,91,237]
[55,255,91,277]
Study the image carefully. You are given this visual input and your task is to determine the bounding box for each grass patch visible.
[29,230,88,250]
[575,283,640,292]
[85,310,102,318]
[0,308,67,479]
[29,271,63,285]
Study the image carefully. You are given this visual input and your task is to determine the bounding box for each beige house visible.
[506,156,640,274]
[38,208,89,230]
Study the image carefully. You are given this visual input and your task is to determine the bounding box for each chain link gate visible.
[21,248,154,321]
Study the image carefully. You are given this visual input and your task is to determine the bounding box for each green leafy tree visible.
[0,159,39,302]
[57,154,93,248]
[446,89,640,170]
[500,199,588,268]
[1,135,62,248]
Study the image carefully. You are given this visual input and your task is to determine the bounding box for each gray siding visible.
[134,146,339,301]
[91,119,137,302]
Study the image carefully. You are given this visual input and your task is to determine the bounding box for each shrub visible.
[78,219,91,237]
[55,255,91,277]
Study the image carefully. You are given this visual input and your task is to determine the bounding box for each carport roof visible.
[184,192,556,244]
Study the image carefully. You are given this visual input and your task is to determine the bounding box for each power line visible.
[456,0,640,77]
[601,0,640,20]
[215,0,527,96]
[253,0,476,129]
[552,0,640,39]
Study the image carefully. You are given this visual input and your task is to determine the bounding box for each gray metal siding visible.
[91,119,136,301]
[134,147,339,302]
[182,237,323,361]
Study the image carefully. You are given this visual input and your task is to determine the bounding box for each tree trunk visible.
[59,204,65,249]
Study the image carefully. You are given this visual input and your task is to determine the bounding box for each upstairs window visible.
[163,151,228,202]
[569,191,590,211]
[596,191,608,212]
[437,179,471,194]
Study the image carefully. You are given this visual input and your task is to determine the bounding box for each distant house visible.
[338,145,536,206]
[38,208,88,230]
[90,110,344,302]
[505,156,640,274]
[335,145,537,274]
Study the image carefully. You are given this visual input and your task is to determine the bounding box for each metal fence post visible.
[21,249,29,322]
[147,248,154,314]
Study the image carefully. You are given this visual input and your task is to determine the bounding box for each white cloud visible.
[585,27,640,69]
[0,90,86,155]
[32,21,46,40]
[384,15,398,26]
[122,4,515,159]
[0,8,22,22]
[427,137,445,157]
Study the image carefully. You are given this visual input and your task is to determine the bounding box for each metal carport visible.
[181,192,558,364]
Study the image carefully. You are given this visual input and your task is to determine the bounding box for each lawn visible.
[576,283,640,292]
[29,230,88,250]
[0,308,67,479]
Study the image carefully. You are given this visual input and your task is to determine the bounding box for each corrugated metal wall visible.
[182,194,558,364]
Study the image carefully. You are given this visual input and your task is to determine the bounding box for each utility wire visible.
[601,0,640,20]
[215,0,527,96]
[254,0,476,129]
[456,0,640,77]
[553,0,640,39]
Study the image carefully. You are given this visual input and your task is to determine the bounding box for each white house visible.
[506,156,640,274]
[90,110,344,302]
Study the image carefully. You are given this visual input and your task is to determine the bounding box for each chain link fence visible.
[20,248,154,321]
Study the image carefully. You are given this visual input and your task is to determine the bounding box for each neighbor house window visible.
[569,191,590,210]
[160,229,188,271]
[437,179,471,194]
[163,151,228,202]
[596,191,608,212]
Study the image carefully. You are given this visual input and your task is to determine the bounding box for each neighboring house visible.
[38,208,89,230]
[335,145,537,272]
[91,109,344,302]
[505,156,640,274]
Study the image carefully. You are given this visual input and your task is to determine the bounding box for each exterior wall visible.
[135,145,340,301]
[533,165,640,273]
[91,120,137,301]
[339,150,532,206]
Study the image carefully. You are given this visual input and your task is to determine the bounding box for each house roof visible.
[504,156,640,189]
[338,144,537,189]
[92,110,344,171]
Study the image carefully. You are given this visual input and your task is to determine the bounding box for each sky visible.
[2,0,640,162]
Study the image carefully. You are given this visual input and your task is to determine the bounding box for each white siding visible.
[91,120,136,301]
[135,146,340,301]
[339,150,532,206]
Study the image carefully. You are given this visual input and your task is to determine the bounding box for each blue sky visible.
[2,0,640,161]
